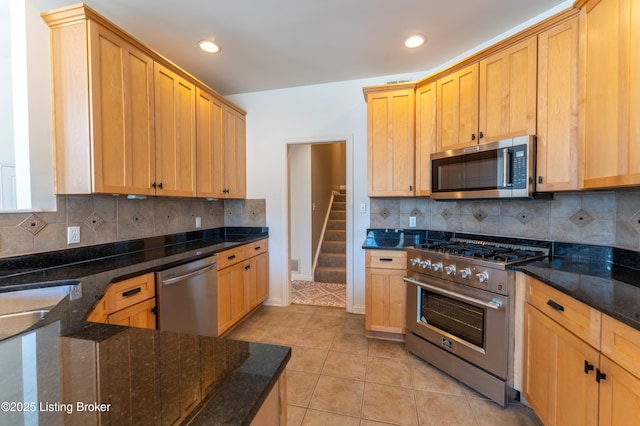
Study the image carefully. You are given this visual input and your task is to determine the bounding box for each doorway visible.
[288,141,347,308]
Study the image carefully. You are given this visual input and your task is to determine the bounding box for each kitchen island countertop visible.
[0,227,290,425]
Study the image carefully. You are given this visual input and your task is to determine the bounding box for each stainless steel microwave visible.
[430,135,535,200]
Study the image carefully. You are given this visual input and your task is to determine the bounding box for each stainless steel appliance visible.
[431,135,535,200]
[156,255,219,336]
[404,237,549,406]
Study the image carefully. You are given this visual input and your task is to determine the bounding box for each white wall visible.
[289,144,313,281]
[229,76,400,313]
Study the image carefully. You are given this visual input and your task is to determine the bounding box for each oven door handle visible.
[403,277,503,310]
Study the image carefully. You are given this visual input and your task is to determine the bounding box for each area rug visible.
[291,280,346,308]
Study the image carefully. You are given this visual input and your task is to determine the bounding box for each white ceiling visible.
[65,0,570,95]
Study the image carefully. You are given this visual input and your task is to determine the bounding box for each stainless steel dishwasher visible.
[156,255,219,336]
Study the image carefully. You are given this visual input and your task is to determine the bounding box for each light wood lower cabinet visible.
[365,250,407,341]
[251,370,287,426]
[523,276,640,425]
[87,272,157,329]
[524,303,599,425]
[217,239,269,335]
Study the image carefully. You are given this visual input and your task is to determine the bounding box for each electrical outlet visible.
[195,217,202,228]
[359,203,367,213]
[409,216,417,228]
[67,226,80,244]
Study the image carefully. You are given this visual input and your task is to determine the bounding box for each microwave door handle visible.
[502,148,509,188]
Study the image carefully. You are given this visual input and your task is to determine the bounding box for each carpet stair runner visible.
[314,190,346,284]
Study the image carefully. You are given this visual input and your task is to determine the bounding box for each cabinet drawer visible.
[245,239,268,259]
[601,314,640,379]
[526,276,601,349]
[106,272,155,313]
[365,250,407,270]
[217,245,246,269]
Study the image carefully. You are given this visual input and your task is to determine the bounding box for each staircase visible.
[314,190,346,284]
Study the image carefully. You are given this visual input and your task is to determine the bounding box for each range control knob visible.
[420,259,432,269]
[444,265,456,275]
[432,262,443,272]
[476,272,489,283]
[410,258,421,266]
[459,268,472,279]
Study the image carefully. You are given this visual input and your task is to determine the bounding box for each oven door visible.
[404,275,508,379]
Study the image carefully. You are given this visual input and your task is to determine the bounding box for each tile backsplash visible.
[0,196,266,258]
[370,190,640,251]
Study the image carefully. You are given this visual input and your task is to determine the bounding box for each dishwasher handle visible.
[160,263,217,286]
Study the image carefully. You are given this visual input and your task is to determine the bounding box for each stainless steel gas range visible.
[404,237,549,406]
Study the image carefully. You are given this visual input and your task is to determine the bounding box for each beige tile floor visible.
[227,304,542,426]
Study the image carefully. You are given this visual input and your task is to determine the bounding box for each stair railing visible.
[312,190,338,276]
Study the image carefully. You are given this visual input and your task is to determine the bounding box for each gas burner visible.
[417,238,549,265]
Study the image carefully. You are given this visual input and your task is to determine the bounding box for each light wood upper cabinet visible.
[196,88,246,199]
[365,84,416,197]
[44,15,157,195]
[415,81,437,196]
[578,0,640,188]
[43,4,246,199]
[196,88,224,198]
[536,16,581,191]
[223,107,247,199]
[436,64,479,150]
[435,37,536,151]
[154,63,197,197]
[479,37,537,142]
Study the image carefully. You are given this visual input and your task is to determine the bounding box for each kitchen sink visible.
[0,309,51,340]
[0,282,81,340]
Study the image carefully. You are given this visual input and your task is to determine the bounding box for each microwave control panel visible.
[512,145,528,188]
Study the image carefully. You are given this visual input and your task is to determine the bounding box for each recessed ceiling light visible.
[198,39,221,54]
[405,35,425,49]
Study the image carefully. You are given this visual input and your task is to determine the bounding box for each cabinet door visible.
[154,63,197,197]
[598,355,640,426]
[218,262,246,335]
[436,63,479,150]
[367,88,415,196]
[536,17,580,191]
[224,107,247,198]
[365,267,406,335]
[247,252,269,310]
[89,22,155,195]
[107,298,156,329]
[415,82,436,196]
[523,304,599,426]
[582,0,640,188]
[479,37,537,142]
[196,88,225,198]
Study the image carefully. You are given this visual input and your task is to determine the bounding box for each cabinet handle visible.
[158,182,163,190]
[151,182,157,189]
[379,258,393,262]
[228,254,236,260]
[409,185,413,191]
[546,299,565,312]
[471,133,476,141]
[151,306,157,315]
[122,287,142,298]
[538,176,543,184]
[479,131,484,139]
[255,246,261,250]
[584,360,594,374]
[245,265,251,270]
[596,369,607,383]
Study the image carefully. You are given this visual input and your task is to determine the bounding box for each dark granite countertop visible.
[0,227,291,425]
[514,243,640,332]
